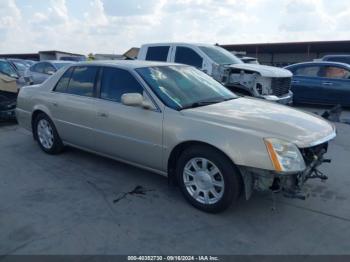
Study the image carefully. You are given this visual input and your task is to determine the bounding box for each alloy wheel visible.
[183,157,225,205]
[37,119,54,149]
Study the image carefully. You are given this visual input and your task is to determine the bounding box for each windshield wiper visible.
[180,97,235,110]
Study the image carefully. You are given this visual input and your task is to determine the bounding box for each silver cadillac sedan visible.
[16,61,336,213]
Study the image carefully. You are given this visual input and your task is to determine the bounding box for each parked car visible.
[285,61,350,106]
[16,61,336,212]
[25,61,74,85]
[0,59,27,120]
[138,43,293,104]
[321,55,350,65]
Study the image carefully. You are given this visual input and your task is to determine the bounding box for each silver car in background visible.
[25,60,74,85]
[16,61,336,213]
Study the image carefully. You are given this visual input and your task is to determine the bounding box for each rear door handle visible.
[97,112,108,118]
[291,80,300,84]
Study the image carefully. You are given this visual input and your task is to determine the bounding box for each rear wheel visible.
[176,145,242,213]
[34,113,64,154]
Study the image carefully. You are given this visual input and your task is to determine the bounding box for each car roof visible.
[32,60,74,64]
[141,42,216,48]
[285,61,350,69]
[70,60,182,69]
[323,54,350,58]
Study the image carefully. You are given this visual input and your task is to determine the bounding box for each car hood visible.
[228,63,292,78]
[182,97,335,148]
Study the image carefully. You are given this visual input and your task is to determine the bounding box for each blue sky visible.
[0,0,348,55]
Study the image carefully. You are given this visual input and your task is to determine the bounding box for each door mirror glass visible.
[121,93,153,109]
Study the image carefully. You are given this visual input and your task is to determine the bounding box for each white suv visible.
[138,43,293,104]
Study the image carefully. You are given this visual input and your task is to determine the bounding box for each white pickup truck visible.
[138,43,293,104]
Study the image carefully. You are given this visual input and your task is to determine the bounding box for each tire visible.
[33,113,64,154]
[176,145,242,213]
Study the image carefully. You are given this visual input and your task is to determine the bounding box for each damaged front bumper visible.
[0,93,17,120]
[240,142,331,200]
[0,108,16,120]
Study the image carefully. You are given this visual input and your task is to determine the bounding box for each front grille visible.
[271,77,291,97]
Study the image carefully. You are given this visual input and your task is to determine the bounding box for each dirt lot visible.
[1,107,350,255]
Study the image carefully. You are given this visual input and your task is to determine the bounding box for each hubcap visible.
[37,119,54,149]
[183,158,224,205]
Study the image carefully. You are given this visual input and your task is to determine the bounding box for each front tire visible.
[176,145,242,213]
[34,113,64,154]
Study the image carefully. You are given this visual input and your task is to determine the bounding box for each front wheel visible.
[176,145,242,213]
[34,113,64,154]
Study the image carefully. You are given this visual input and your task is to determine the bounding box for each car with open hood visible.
[138,43,293,105]
[16,61,335,212]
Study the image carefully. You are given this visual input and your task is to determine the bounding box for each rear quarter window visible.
[54,67,74,93]
[145,46,170,62]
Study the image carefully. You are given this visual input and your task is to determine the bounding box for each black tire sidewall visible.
[176,145,242,213]
[34,113,63,154]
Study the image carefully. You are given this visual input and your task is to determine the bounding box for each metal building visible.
[0,50,85,61]
[221,40,350,67]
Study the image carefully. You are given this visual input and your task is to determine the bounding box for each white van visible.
[138,43,293,104]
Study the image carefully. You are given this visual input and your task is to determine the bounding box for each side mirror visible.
[121,93,154,110]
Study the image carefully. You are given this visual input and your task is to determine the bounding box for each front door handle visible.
[97,112,108,118]
[291,80,300,84]
[322,82,333,86]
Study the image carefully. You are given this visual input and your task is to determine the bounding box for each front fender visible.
[163,108,274,172]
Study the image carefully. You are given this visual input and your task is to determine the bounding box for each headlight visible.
[264,138,305,172]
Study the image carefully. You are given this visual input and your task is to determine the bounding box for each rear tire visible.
[176,145,242,213]
[33,113,64,154]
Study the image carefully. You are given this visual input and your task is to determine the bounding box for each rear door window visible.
[66,66,98,97]
[32,63,46,73]
[175,47,203,68]
[43,63,56,74]
[100,67,144,102]
[145,46,170,62]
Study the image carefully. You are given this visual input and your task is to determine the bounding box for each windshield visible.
[199,46,243,65]
[136,65,237,110]
[54,63,72,69]
[11,60,29,72]
[0,61,17,77]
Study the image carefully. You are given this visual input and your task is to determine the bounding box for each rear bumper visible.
[261,91,293,105]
